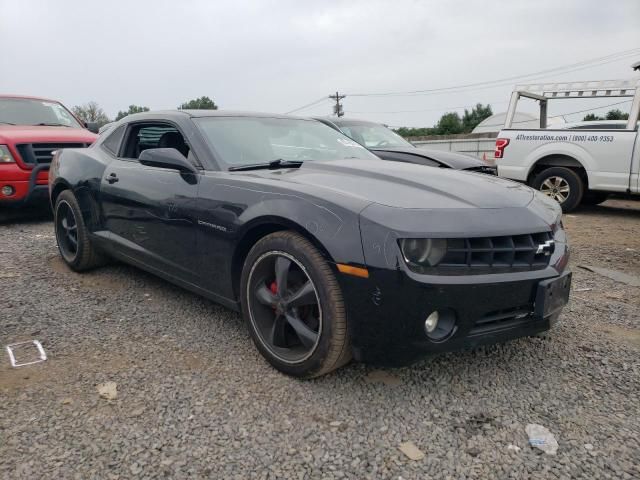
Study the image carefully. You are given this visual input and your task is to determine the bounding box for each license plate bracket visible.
[534,272,572,319]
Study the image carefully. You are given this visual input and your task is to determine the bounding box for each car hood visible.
[267,159,533,209]
[371,146,488,170]
[0,125,98,144]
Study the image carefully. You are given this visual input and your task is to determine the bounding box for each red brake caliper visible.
[269,281,278,310]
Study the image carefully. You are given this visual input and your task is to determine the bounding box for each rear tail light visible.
[494,138,510,159]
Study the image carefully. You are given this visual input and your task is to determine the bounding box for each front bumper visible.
[0,164,50,208]
[338,267,571,365]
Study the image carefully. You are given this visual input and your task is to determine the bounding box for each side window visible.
[102,125,125,155]
[121,123,191,160]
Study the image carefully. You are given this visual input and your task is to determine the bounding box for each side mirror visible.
[85,122,99,134]
[139,148,197,174]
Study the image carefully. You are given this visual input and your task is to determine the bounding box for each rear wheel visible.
[531,167,584,212]
[54,190,107,271]
[240,231,351,378]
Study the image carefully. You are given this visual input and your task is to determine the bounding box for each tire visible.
[581,192,608,206]
[531,167,584,213]
[54,190,107,271]
[240,231,351,378]
[0,209,12,223]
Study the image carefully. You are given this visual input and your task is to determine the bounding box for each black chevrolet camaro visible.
[49,111,571,378]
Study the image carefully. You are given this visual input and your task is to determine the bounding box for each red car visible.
[0,95,98,220]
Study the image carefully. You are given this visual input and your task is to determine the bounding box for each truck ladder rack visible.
[505,77,640,129]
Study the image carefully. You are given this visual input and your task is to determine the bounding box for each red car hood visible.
[0,125,98,144]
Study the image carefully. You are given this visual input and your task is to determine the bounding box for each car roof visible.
[123,110,315,122]
[0,94,62,103]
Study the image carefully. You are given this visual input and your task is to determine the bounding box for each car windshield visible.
[0,97,82,127]
[194,116,380,168]
[336,122,414,149]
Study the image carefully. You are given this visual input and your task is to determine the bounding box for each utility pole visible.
[329,91,345,117]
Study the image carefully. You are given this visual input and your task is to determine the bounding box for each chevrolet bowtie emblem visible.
[536,239,555,256]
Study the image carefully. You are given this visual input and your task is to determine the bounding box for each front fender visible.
[236,194,365,265]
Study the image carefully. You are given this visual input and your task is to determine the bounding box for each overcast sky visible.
[1,0,639,127]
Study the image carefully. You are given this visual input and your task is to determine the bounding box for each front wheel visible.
[531,167,584,213]
[240,231,351,378]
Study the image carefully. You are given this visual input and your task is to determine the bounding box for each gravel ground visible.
[1,200,639,479]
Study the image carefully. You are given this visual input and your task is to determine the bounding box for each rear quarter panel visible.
[50,146,111,232]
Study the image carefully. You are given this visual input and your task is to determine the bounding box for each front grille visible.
[428,231,554,275]
[16,142,90,164]
[469,305,534,336]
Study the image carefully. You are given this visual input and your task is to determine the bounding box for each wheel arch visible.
[50,179,72,207]
[51,182,102,232]
[230,216,336,302]
[527,154,590,188]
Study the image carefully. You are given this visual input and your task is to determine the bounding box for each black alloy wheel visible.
[247,251,322,363]
[54,190,107,271]
[55,199,79,262]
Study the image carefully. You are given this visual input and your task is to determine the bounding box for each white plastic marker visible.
[5,340,47,367]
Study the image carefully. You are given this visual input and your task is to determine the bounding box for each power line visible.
[286,49,640,117]
[346,48,640,97]
[349,100,509,115]
[284,97,328,115]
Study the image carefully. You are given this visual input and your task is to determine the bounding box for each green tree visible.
[434,112,463,135]
[461,103,493,133]
[393,127,435,137]
[178,96,218,110]
[72,101,110,127]
[582,113,604,121]
[115,105,150,121]
[605,109,629,120]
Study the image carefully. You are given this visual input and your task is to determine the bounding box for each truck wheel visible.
[531,167,584,212]
[581,192,608,206]
[54,190,107,271]
[240,231,351,378]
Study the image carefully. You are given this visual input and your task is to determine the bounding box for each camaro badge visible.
[536,239,555,256]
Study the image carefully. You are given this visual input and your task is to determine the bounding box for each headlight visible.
[399,238,447,268]
[0,145,15,163]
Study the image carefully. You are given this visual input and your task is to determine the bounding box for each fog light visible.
[424,311,439,333]
[1,185,15,197]
[424,308,457,342]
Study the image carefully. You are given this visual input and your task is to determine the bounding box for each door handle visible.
[106,173,119,184]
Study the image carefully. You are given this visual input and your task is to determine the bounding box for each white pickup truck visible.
[495,76,640,211]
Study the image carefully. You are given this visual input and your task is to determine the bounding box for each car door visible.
[100,121,200,284]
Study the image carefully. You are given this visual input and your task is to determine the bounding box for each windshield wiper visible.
[31,123,71,127]
[0,121,16,125]
[228,158,303,172]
